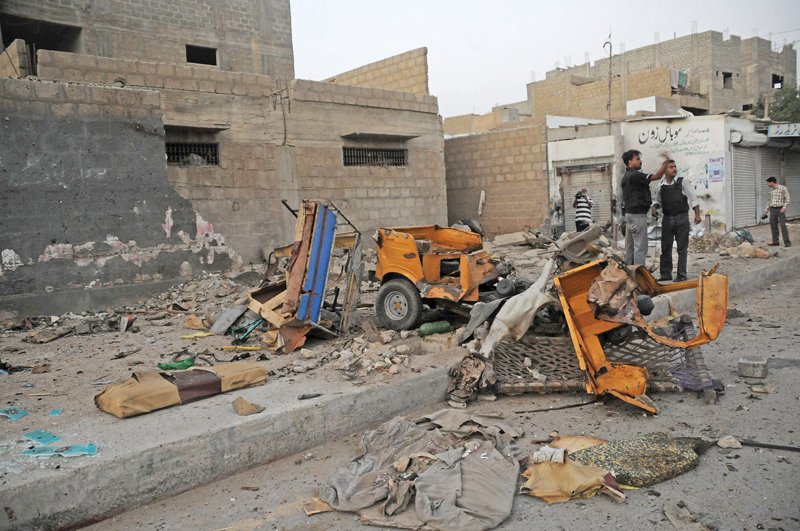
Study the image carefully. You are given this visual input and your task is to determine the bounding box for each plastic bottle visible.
[418,321,452,336]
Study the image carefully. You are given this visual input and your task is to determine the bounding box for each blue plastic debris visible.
[24,429,62,446]
[0,407,29,420]
[48,409,63,417]
[0,369,8,376]
[22,443,97,458]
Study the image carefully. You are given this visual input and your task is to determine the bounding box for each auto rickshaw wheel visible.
[375,278,423,331]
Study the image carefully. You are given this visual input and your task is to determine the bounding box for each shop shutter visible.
[563,169,613,232]
[759,148,783,220]
[784,150,800,219]
[732,146,758,228]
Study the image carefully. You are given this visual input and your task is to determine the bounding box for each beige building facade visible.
[444,31,796,235]
[0,2,446,315]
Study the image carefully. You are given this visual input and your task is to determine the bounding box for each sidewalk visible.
[1,222,798,530]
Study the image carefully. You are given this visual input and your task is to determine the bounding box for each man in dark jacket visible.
[651,160,701,281]
[621,150,668,265]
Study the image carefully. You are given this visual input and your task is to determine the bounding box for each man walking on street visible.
[621,150,669,265]
[573,188,593,232]
[651,160,701,281]
[764,176,791,247]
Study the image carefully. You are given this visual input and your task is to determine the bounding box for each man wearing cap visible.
[764,176,791,247]
[621,150,669,265]
[651,159,701,282]
[573,188,593,232]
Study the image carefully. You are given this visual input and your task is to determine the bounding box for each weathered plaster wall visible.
[0,77,239,308]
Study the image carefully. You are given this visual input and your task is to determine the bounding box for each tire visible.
[375,278,423,331]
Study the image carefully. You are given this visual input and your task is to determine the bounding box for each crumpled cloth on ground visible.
[570,432,705,487]
[319,413,519,531]
[520,460,623,503]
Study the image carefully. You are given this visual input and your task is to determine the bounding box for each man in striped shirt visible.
[572,188,593,232]
[764,176,791,247]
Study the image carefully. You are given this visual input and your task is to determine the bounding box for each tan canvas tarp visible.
[95,361,267,418]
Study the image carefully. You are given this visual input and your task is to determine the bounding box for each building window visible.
[742,104,753,111]
[186,44,217,66]
[342,147,407,167]
[1,14,82,75]
[166,143,219,165]
[772,74,784,89]
[722,72,733,89]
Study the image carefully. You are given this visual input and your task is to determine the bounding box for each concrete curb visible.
[2,254,796,529]
[2,365,451,530]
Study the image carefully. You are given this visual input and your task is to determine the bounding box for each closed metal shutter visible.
[760,148,783,220]
[732,146,758,228]
[563,169,613,231]
[784,150,800,219]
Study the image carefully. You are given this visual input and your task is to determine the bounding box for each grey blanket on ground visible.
[318,413,519,531]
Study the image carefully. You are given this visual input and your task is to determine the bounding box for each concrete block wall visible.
[529,68,672,121]
[0,39,29,78]
[0,77,238,310]
[32,50,447,262]
[1,0,294,78]
[290,80,447,231]
[445,122,549,235]
[325,48,430,96]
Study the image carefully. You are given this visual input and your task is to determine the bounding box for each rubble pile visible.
[690,230,773,258]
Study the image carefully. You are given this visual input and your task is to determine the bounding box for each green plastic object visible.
[418,320,452,336]
[158,357,195,370]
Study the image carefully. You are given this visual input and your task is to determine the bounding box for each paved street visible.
[89,273,800,531]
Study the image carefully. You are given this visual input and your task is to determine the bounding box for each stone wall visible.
[326,48,429,96]
[445,122,548,235]
[0,77,238,311]
[1,0,294,78]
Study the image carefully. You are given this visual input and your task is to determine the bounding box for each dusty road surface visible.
[85,273,800,530]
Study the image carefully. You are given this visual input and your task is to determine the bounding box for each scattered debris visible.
[158,358,195,370]
[0,406,29,420]
[184,314,207,330]
[298,393,322,400]
[663,501,710,530]
[520,460,625,503]
[750,384,775,394]
[232,396,265,416]
[31,363,51,374]
[48,409,63,417]
[22,443,97,458]
[302,497,334,516]
[570,433,708,487]
[113,347,142,360]
[738,357,768,378]
[23,326,73,344]
[24,429,62,446]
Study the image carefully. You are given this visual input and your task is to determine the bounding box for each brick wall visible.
[1,0,294,78]
[326,48,429,96]
[445,122,548,235]
[0,39,29,78]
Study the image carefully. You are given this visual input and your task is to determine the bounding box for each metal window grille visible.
[165,143,219,166]
[342,147,407,167]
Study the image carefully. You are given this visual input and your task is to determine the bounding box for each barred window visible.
[342,147,407,167]
[165,143,219,166]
